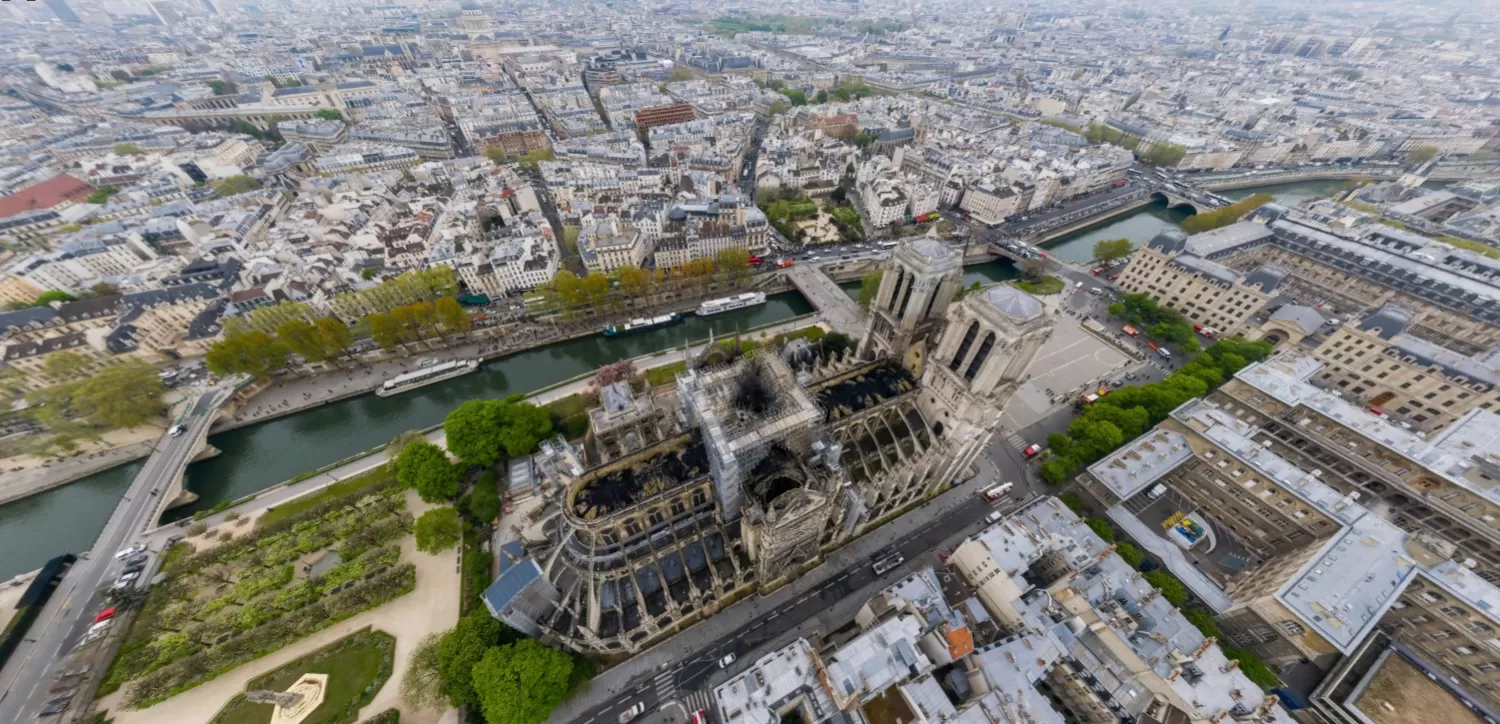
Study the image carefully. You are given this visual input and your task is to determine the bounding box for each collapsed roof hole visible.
[573,439,708,518]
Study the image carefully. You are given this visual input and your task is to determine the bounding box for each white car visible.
[168,424,186,437]
[718,653,737,669]
[113,544,144,560]
[618,702,646,724]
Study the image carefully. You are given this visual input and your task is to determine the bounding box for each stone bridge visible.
[1153,188,1224,214]
[782,262,866,336]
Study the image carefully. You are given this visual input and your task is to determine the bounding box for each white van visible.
[982,483,1013,501]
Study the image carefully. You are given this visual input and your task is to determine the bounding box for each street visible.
[0,385,234,723]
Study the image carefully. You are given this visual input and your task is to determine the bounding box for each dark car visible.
[38,701,68,717]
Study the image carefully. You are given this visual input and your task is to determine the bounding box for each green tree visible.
[314,109,343,121]
[1143,570,1189,606]
[113,143,145,156]
[82,282,119,299]
[444,399,553,467]
[207,79,237,96]
[212,175,262,197]
[768,99,789,115]
[86,186,119,204]
[276,318,329,365]
[76,363,166,429]
[779,88,807,106]
[1180,193,1274,234]
[815,89,829,104]
[1092,238,1134,264]
[465,471,502,523]
[43,352,92,382]
[367,312,402,351]
[1085,518,1116,543]
[205,330,288,380]
[314,316,353,360]
[434,296,471,337]
[436,610,519,710]
[395,440,460,502]
[856,270,884,310]
[1115,541,1145,568]
[414,508,463,553]
[472,639,576,724]
[401,633,446,712]
[1039,458,1074,485]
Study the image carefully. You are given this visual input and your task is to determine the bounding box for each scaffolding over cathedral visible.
[483,239,1054,655]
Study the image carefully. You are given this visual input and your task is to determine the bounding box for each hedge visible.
[121,565,416,709]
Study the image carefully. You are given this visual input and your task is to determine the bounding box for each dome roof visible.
[982,286,1044,321]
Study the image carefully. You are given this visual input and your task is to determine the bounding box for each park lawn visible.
[211,629,395,724]
[257,465,392,529]
[1015,276,1064,295]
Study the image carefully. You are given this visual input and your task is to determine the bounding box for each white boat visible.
[376,359,480,397]
[696,292,768,317]
[603,313,683,337]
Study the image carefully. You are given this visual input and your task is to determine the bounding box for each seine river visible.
[0,179,1348,580]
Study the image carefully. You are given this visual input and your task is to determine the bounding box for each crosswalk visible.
[654,669,677,699]
[1004,430,1028,452]
[681,690,714,716]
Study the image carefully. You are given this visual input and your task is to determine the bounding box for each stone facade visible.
[491,239,1052,656]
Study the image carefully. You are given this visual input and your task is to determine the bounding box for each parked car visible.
[113,544,143,560]
[92,608,116,623]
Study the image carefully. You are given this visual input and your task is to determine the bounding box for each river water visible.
[0,179,1349,580]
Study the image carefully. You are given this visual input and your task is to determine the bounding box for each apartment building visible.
[957,181,1021,227]
[1218,208,1500,356]
[1309,304,1500,433]
[578,218,647,273]
[1082,371,1500,717]
[1212,353,1500,588]
[1113,228,1283,335]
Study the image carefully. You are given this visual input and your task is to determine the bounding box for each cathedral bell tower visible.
[917,285,1055,484]
[857,237,964,373]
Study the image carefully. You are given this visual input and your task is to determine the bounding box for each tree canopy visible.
[206,330,288,379]
[314,109,343,121]
[435,610,521,710]
[464,470,503,523]
[1092,238,1134,264]
[414,508,463,553]
[472,639,576,724]
[79,363,166,429]
[1037,336,1273,485]
[394,440,461,502]
[1179,193,1274,235]
[443,399,554,468]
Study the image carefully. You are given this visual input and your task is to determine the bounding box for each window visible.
[1431,631,1452,640]
[1455,646,1478,656]
[1277,620,1305,636]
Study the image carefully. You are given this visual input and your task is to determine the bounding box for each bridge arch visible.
[1151,191,1204,215]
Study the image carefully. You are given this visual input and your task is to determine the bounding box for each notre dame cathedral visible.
[483,237,1055,655]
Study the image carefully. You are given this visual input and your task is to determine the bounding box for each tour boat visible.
[696,292,768,317]
[376,359,480,397]
[602,313,682,337]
